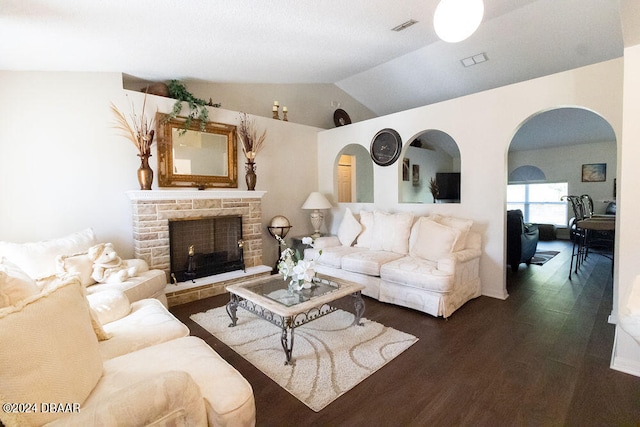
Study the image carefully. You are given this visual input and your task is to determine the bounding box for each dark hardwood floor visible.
[170,240,640,426]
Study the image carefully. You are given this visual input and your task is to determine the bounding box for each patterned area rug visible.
[531,250,560,265]
[191,307,418,412]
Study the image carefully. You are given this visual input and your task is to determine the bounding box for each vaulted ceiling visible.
[0,0,625,147]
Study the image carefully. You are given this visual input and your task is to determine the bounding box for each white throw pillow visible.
[0,257,40,308]
[0,228,97,280]
[86,290,132,325]
[337,208,363,247]
[430,214,473,252]
[369,211,414,254]
[355,211,374,248]
[409,217,461,261]
[0,276,103,426]
[56,250,96,286]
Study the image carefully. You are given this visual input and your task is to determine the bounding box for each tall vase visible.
[245,161,257,191]
[138,153,153,190]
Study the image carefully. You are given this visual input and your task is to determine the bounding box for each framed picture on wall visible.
[402,158,410,181]
[582,163,606,182]
[412,164,420,186]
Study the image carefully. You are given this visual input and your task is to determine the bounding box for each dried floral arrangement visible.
[110,95,155,156]
[238,113,266,161]
[429,177,440,201]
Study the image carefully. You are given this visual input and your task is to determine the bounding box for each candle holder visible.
[283,108,288,121]
[272,101,280,120]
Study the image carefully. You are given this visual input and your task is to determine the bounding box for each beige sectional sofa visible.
[305,209,482,318]
[0,230,255,426]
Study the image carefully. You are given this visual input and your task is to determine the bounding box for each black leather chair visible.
[507,209,539,272]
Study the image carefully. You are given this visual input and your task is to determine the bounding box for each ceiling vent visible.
[392,20,418,32]
[461,52,488,67]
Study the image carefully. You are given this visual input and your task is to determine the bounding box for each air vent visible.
[461,52,488,67]
[392,19,418,32]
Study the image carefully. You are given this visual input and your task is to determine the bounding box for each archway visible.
[398,129,461,204]
[506,106,617,273]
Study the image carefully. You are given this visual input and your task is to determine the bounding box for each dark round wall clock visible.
[370,128,402,166]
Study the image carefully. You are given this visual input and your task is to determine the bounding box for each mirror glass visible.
[157,114,237,188]
[333,144,374,203]
[399,129,461,204]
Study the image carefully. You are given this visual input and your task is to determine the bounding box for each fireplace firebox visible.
[169,215,245,283]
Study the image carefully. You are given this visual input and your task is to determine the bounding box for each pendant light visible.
[434,0,484,43]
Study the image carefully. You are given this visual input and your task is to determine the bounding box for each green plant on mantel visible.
[166,80,221,134]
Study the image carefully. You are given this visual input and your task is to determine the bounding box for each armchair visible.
[507,209,539,272]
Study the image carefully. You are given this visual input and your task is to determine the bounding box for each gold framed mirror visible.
[156,113,238,188]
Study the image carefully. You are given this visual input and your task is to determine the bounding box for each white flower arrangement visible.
[276,236,321,291]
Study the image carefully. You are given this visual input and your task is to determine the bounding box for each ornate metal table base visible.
[226,291,365,365]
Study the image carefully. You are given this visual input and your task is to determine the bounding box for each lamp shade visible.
[434,0,484,43]
[301,192,332,210]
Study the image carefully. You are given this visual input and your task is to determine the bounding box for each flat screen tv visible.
[435,172,460,202]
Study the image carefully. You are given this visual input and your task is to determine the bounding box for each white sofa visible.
[0,228,168,307]
[0,231,256,426]
[305,209,482,318]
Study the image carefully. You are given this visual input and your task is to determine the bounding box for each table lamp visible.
[301,192,332,238]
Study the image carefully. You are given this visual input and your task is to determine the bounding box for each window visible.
[507,182,568,226]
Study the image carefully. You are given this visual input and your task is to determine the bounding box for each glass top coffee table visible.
[226,274,365,365]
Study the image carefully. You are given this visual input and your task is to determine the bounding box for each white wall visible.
[317,59,623,303]
[612,43,640,375]
[0,71,321,271]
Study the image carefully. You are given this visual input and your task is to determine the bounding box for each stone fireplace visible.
[127,190,270,305]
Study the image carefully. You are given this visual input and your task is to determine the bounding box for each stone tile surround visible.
[126,190,270,305]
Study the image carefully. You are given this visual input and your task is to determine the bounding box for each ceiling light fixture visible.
[434,0,484,43]
[392,19,419,32]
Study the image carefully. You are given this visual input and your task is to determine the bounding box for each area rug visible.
[190,307,418,412]
[531,250,560,265]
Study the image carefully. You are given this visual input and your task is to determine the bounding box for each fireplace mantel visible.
[126,189,267,201]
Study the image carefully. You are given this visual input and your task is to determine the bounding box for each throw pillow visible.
[370,211,414,254]
[56,250,95,287]
[337,208,363,247]
[409,217,461,262]
[0,228,97,280]
[355,211,374,248]
[0,257,40,308]
[431,215,473,252]
[0,276,103,425]
[86,290,132,325]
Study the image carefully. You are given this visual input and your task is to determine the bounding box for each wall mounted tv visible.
[435,172,460,202]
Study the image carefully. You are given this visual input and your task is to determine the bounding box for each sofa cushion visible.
[0,257,40,308]
[431,214,473,251]
[56,250,95,286]
[0,276,103,426]
[370,211,414,254]
[316,246,367,269]
[99,298,190,360]
[0,228,97,280]
[355,211,374,248]
[409,217,460,262]
[86,289,132,325]
[337,207,362,246]
[92,336,255,426]
[46,371,207,427]
[85,269,167,304]
[342,250,404,277]
[380,256,454,293]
